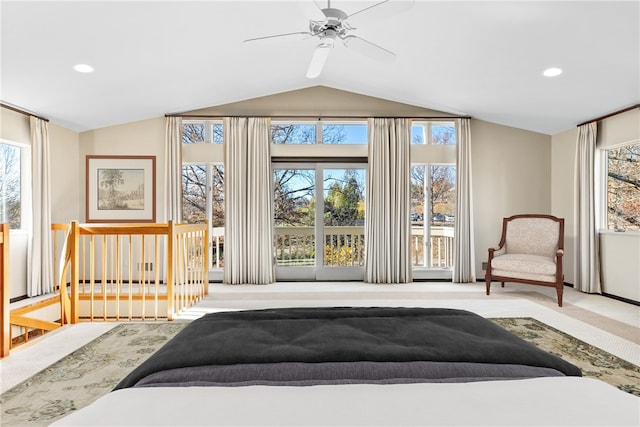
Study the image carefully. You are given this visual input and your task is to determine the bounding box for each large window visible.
[182,164,225,268]
[410,120,457,275]
[271,121,367,144]
[410,164,456,268]
[604,143,640,230]
[0,141,27,230]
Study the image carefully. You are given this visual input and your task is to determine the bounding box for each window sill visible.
[598,229,640,237]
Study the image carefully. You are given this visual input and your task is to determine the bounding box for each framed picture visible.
[86,155,156,223]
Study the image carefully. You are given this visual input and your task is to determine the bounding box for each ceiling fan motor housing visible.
[310,7,350,38]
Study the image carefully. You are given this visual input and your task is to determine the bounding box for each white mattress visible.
[52,377,640,426]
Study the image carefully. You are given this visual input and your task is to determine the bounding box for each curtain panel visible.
[365,118,412,283]
[574,122,601,294]
[164,116,183,223]
[28,117,54,296]
[224,117,274,284]
[453,118,476,283]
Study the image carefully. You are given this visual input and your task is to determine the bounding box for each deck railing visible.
[274,225,454,268]
[52,221,208,322]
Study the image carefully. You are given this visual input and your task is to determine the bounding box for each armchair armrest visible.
[488,246,506,259]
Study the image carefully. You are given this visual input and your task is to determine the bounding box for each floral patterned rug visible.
[1,318,638,426]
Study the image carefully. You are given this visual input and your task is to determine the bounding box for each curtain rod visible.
[577,104,639,127]
[165,113,471,120]
[0,102,49,122]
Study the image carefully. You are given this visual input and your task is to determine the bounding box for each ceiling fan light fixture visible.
[306,36,334,79]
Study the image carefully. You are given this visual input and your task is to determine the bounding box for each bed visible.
[53,307,640,426]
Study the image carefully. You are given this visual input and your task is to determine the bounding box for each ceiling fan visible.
[243,0,414,79]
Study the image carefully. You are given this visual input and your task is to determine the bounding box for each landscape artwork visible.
[97,168,145,211]
[86,155,156,223]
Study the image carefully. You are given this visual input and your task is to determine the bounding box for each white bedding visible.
[52,377,639,426]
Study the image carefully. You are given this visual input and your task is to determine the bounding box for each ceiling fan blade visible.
[243,31,313,44]
[346,0,415,24]
[306,39,334,79]
[342,35,396,63]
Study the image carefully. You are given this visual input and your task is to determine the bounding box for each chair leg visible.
[556,284,563,307]
[485,279,491,295]
[501,282,505,288]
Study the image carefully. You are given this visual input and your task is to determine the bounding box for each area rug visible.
[1,318,638,426]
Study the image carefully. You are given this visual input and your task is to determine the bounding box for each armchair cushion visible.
[504,218,560,257]
[491,254,557,277]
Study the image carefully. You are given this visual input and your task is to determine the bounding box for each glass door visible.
[273,163,365,281]
[410,164,455,280]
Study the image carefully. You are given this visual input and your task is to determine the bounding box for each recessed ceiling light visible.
[543,67,562,77]
[73,64,94,73]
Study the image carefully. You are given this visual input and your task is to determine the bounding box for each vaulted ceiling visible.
[1,1,638,135]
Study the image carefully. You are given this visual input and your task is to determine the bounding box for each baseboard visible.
[602,293,640,306]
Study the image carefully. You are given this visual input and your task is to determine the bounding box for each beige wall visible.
[0,108,31,144]
[185,86,455,118]
[50,123,81,223]
[79,117,165,222]
[191,87,554,280]
[551,127,577,284]
[471,119,552,277]
[1,107,80,298]
[19,88,631,298]
[551,108,639,297]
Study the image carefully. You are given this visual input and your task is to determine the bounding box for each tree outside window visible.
[606,143,640,230]
[0,143,22,229]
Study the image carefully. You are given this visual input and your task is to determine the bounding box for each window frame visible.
[411,120,457,145]
[182,119,223,144]
[271,120,368,145]
[0,138,30,232]
[598,140,640,232]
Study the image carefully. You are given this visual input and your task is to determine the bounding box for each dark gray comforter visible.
[114,307,581,390]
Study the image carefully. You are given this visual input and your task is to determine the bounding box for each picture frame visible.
[86,155,156,223]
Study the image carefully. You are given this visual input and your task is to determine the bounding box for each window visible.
[271,121,368,144]
[182,164,225,268]
[604,143,640,231]
[0,141,27,230]
[411,121,456,145]
[182,120,223,144]
[410,164,456,268]
[410,119,457,276]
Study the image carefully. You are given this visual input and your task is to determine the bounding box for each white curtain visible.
[165,116,183,223]
[28,117,54,296]
[365,118,412,283]
[453,118,476,283]
[224,117,274,284]
[574,122,601,293]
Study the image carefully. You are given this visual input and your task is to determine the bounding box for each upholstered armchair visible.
[485,214,565,306]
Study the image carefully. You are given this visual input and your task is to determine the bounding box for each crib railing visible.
[53,221,208,322]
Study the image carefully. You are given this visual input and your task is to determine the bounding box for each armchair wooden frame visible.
[485,214,565,306]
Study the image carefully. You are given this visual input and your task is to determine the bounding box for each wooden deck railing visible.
[53,221,208,322]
